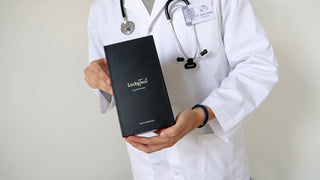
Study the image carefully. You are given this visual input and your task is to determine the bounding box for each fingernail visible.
[106,79,110,84]
[160,131,167,138]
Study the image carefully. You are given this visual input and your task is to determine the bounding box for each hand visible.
[125,108,206,154]
[84,58,113,95]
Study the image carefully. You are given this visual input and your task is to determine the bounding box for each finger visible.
[128,140,153,154]
[97,79,110,93]
[95,58,109,75]
[127,138,170,154]
[106,76,111,86]
[86,68,108,90]
[85,75,98,88]
[109,87,113,95]
[159,114,190,141]
[85,70,111,93]
[85,67,98,80]
[91,63,112,90]
[87,63,112,88]
[126,135,169,146]
[84,68,99,88]
[92,63,109,81]
[96,58,107,67]
[85,65,102,82]
[101,58,109,74]
[160,123,183,139]
[90,61,106,76]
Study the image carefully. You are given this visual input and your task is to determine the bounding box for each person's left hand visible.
[125,108,205,154]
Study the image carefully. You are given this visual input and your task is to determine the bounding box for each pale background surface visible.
[0,0,319,179]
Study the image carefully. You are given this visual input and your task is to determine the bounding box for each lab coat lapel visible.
[124,0,149,18]
[124,0,167,34]
[150,0,167,18]
[124,0,167,20]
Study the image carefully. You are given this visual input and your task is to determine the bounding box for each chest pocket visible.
[169,0,221,58]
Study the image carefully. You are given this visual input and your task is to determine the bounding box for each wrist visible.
[192,107,206,127]
[191,104,209,128]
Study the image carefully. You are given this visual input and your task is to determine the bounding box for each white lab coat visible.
[88,0,278,179]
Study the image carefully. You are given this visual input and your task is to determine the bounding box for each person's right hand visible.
[84,58,113,95]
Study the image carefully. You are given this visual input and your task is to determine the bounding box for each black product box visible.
[104,36,175,137]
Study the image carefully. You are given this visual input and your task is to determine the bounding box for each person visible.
[84,0,279,179]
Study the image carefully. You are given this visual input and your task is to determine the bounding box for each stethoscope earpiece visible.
[177,48,208,69]
[177,57,197,69]
[177,57,185,62]
[165,0,209,69]
[200,49,208,56]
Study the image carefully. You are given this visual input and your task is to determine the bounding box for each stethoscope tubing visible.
[165,0,190,20]
[167,1,202,60]
[120,0,208,68]
[120,0,126,18]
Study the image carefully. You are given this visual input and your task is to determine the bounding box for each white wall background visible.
[0,0,319,180]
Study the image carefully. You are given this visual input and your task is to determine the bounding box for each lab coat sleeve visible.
[88,3,115,113]
[201,0,279,141]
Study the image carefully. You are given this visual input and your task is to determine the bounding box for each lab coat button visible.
[173,170,181,176]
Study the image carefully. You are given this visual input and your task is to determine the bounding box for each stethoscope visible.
[120,0,208,69]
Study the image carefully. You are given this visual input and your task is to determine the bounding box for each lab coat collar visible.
[124,0,167,20]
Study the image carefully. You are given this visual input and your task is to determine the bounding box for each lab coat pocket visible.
[198,131,251,179]
[198,133,233,178]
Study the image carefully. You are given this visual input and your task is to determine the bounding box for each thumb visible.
[160,121,181,138]
[160,130,168,138]
[159,110,186,138]
[100,58,109,73]
[103,58,107,66]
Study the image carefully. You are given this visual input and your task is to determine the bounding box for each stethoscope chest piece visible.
[121,19,135,35]
[184,58,197,69]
